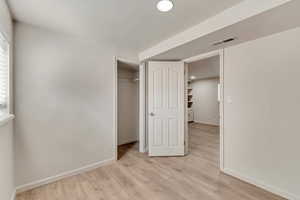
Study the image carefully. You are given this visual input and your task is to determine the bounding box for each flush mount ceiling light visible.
[157,0,173,12]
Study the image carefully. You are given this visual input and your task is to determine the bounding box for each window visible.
[0,32,9,116]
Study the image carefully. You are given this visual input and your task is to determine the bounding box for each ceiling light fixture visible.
[190,76,196,80]
[157,0,173,12]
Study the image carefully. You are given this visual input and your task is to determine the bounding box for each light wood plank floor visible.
[17,123,285,200]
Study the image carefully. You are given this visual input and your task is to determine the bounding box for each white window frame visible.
[0,31,14,126]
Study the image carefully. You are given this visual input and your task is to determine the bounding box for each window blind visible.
[0,33,9,115]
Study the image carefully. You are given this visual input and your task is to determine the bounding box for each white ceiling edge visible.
[139,0,292,61]
[183,50,221,63]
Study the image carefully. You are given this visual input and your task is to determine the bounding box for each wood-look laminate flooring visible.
[17,123,285,200]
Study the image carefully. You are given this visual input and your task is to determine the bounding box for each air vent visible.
[213,37,237,46]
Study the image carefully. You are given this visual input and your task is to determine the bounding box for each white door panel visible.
[148,62,185,156]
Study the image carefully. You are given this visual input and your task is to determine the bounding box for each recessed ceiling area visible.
[141,0,300,61]
[7,0,243,59]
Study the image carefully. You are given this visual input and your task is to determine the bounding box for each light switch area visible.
[217,84,221,102]
[226,96,233,104]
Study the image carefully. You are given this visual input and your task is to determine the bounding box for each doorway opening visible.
[116,59,139,160]
[186,54,222,168]
[138,50,224,168]
[185,51,224,170]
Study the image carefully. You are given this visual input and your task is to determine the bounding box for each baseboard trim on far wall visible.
[16,157,115,194]
[222,168,299,200]
[194,121,219,127]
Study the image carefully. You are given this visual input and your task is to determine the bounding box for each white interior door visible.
[148,61,185,156]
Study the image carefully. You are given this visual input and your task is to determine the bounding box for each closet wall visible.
[118,66,139,145]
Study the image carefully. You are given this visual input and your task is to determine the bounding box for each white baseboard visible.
[16,158,115,194]
[10,189,16,200]
[222,168,299,200]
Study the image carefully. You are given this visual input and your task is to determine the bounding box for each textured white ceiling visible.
[7,0,243,57]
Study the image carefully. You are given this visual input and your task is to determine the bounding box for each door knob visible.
[150,112,155,116]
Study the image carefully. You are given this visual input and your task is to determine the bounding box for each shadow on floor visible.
[117,142,138,160]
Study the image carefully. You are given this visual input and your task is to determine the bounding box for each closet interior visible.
[117,60,139,158]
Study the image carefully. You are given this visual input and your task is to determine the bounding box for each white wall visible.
[14,22,117,187]
[0,121,14,200]
[0,1,15,200]
[117,67,139,145]
[191,78,219,126]
[224,27,300,199]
